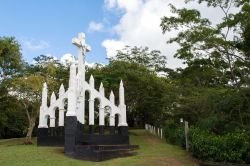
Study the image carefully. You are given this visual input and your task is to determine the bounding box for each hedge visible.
[163,120,250,164]
[189,128,250,164]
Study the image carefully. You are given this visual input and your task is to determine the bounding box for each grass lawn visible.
[0,129,198,166]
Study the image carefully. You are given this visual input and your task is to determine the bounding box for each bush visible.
[189,127,250,164]
[163,119,185,147]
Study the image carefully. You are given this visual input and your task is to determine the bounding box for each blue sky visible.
[0,0,226,68]
[0,0,120,64]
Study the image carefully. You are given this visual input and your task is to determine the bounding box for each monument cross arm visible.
[72,32,91,53]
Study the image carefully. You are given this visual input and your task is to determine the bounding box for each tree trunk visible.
[24,119,35,144]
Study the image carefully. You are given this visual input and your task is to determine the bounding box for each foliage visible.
[161,0,250,88]
[163,119,185,147]
[0,37,23,79]
[0,37,25,139]
[9,74,45,144]
[28,55,69,91]
[174,87,250,133]
[0,92,26,139]
[160,0,250,133]
[87,60,174,127]
[110,46,168,73]
[189,127,250,164]
[6,54,69,143]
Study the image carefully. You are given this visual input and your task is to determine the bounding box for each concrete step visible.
[73,144,139,161]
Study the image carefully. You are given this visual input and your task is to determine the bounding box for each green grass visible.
[0,129,198,166]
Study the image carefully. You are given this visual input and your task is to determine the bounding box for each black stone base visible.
[89,125,94,134]
[118,126,128,136]
[37,121,137,161]
[76,121,84,144]
[69,144,139,161]
[99,125,104,135]
[109,126,115,135]
[37,127,64,146]
[65,116,77,155]
[79,134,129,145]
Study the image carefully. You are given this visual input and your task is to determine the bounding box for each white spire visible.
[50,92,56,105]
[119,80,125,105]
[89,75,94,87]
[59,84,65,97]
[99,82,104,96]
[67,61,77,117]
[42,82,47,106]
[69,61,76,88]
[120,80,123,87]
[109,90,115,104]
[99,82,103,91]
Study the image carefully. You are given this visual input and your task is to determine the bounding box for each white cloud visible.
[60,53,75,66]
[105,0,143,12]
[22,39,49,51]
[88,21,104,32]
[102,0,238,69]
[103,0,183,69]
[102,39,126,58]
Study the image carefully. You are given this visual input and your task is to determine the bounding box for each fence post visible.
[160,128,163,139]
[184,121,189,151]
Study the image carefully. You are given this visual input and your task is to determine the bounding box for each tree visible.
[110,46,169,73]
[0,36,25,139]
[160,0,250,88]
[160,0,250,129]
[10,75,45,144]
[0,37,23,80]
[8,55,69,144]
[30,55,69,90]
[0,89,26,139]
[87,60,175,127]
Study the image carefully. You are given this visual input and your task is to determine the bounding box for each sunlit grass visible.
[0,129,198,166]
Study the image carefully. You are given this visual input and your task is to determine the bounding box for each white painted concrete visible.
[38,32,128,128]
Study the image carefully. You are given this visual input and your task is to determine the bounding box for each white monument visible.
[37,33,138,161]
[38,32,128,132]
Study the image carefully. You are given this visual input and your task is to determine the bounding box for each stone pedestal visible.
[57,126,65,136]
[65,116,77,155]
[89,125,94,134]
[99,125,105,135]
[76,121,84,144]
[118,126,128,136]
[109,126,115,135]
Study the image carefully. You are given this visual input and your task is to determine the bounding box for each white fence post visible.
[160,128,163,139]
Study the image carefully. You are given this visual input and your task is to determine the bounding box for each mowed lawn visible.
[0,129,198,166]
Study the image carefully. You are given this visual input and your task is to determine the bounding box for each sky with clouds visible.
[0,0,233,69]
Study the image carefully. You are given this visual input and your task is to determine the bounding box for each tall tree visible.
[110,46,169,73]
[0,37,23,80]
[9,55,68,144]
[160,0,250,129]
[160,0,250,88]
[10,75,45,144]
[87,60,175,127]
[0,37,25,139]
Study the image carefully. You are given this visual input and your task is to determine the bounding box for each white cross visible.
[72,32,91,54]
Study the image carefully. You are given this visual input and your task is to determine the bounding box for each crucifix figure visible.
[72,32,91,58]
[71,33,91,125]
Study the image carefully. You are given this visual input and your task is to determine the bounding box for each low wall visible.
[37,127,64,146]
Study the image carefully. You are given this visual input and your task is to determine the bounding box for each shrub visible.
[189,127,250,164]
[163,119,185,147]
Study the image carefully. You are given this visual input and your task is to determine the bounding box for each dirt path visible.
[129,130,198,166]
